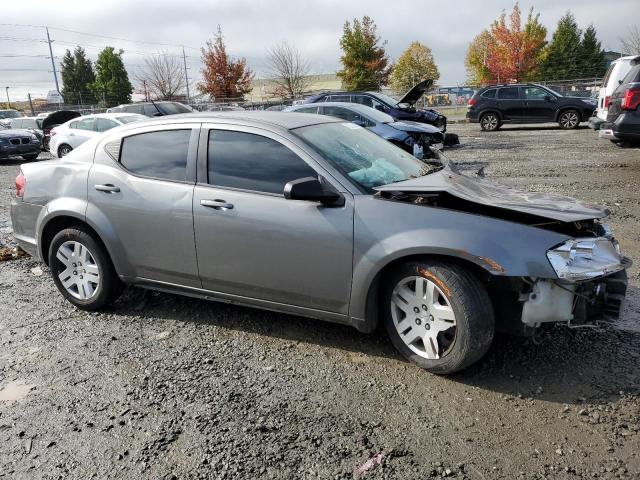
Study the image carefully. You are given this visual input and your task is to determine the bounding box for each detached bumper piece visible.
[521,270,629,328]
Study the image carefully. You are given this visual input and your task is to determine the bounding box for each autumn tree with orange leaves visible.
[466,4,547,85]
[198,26,254,101]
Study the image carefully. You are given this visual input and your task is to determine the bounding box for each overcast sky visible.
[1,0,639,100]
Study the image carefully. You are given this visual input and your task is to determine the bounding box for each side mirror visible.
[544,95,553,102]
[374,105,385,112]
[284,177,343,206]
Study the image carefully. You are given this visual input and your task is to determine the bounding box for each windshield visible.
[293,122,436,191]
[0,110,21,119]
[157,102,193,115]
[117,115,148,124]
[368,92,399,108]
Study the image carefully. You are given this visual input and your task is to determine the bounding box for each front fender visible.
[349,196,570,321]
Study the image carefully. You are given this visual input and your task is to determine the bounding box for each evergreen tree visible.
[91,47,133,107]
[579,25,606,78]
[389,41,439,94]
[540,13,582,80]
[60,47,95,105]
[337,16,391,91]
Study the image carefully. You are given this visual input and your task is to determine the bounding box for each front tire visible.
[58,144,73,157]
[479,112,500,131]
[558,109,580,129]
[48,226,122,310]
[382,260,495,374]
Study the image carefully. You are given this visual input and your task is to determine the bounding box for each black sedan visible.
[286,102,444,158]
[0,129,41,161]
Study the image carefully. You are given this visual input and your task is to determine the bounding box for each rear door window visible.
[96,118,118,132]
[207,130,317,195]
[75,117,96,131]
[352,95,374,107]
[481,89,496,98]
[119,129,191,181]
[498,87,520,99]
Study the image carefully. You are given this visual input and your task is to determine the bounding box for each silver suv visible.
[10,112,630,374]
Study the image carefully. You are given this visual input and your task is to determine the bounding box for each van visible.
[590,55,640,129]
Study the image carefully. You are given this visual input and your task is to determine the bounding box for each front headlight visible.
[546,237,625,282]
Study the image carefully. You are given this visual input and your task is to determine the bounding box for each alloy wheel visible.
[390,275,457,360]
[560,111,579,128]
[56,241,101,300]
[481,114,498,131]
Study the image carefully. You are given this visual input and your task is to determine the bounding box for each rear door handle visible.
[94,184,120,193]
[201,199,234,210]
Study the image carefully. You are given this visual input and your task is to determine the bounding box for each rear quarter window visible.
[119,129,191,181]
[622,64,640,84]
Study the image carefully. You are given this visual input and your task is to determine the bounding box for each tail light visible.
[622,87,640,111]
[50,128,57,137]
[468,98,477,106]
[604,96,610,108]
[15,171,26,198]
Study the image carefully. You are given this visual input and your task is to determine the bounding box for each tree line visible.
[58,11,639,106]
[465,4,614,86]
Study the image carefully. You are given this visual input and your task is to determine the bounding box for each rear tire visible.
[48,226,123,310]
[479,112,500,131]
[558,109,580,129]
[58,144,73,157]
[382,260,495,374]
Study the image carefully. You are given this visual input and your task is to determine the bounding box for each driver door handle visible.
[94,184,120,193]
[201,199,234,210]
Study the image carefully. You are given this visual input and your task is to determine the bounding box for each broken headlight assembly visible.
[546,236,626,282]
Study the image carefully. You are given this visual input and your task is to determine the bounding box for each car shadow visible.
[496,124,591,132]
[108,283,640,404]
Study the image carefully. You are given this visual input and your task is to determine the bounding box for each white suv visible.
[590,55,640,129]
[49,113,147,157]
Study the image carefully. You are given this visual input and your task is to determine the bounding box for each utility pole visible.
[28,93,34,115]
[45,27,61,95]
[5,87,10,108]
[182,46,191,104]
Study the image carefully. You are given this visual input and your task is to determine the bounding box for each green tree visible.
[61,47,96,105]
[337,16,391,91]
[389,41,439,94]
[91,47,133,106]
[540,12,582,80]
[578,25,606,78]
[465,30,494,85]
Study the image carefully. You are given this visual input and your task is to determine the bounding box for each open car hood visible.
[41,110,81,130]
[375,165,607,222]
[398,79,434,106]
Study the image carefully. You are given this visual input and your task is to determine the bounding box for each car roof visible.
[121,111,341,130]
[83,112,146,119]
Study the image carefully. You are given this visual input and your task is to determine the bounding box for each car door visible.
[68,117,98,147]
[192,124,354,315]
[88,124,200,286]
[522,86,558,121]
[496,87,525,120]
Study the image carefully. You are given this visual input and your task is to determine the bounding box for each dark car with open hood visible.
[304,80,448,132]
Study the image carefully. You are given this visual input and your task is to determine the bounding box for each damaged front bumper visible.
[521,235,631,327]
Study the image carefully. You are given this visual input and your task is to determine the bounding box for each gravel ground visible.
[1,124,639,480]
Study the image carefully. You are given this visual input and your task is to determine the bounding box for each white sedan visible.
[49,113,148,157]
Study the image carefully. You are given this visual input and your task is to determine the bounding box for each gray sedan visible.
[10,112,630,373]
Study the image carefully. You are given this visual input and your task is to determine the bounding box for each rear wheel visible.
[382,260,495,374]
[58,144,72,157]
[48,226,122,310]
[479,112,500,131]
[558,109,580,129]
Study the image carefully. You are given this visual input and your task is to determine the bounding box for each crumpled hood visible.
[389,120,442,135]
[398,79,434,105]
[375,165,607,222]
